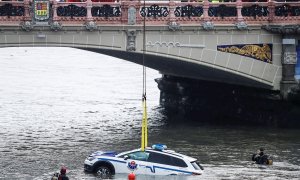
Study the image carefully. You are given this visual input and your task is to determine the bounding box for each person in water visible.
[58,167,69,180]
[51,173,59,180]
[252,148,272,165]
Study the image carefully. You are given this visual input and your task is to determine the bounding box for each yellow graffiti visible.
[218,44,272,63]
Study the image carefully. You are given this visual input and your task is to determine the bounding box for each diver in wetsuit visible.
[252,148,272,165]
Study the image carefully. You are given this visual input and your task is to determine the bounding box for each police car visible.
[84,144,203,177]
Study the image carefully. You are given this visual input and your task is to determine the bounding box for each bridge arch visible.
[0,27,281,90]
[79,47,274,90]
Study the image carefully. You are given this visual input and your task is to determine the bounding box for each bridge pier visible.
[281,37,299,100]
[155,74,300,127]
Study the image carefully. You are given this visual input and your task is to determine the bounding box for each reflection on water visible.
[0,47,299,180]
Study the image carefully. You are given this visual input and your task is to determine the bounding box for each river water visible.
[0,47,299,180]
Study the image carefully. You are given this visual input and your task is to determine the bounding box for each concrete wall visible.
[0,25,283,90]
[135,27,283,90]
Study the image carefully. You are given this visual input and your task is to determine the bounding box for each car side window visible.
[147,151,172,165]
[147,152,188,167]
[123,151,150,161]
[171,156,188,167]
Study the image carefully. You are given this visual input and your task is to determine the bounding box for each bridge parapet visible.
[0,0,300,31]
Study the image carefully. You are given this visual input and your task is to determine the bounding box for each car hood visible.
[90,151,117,157]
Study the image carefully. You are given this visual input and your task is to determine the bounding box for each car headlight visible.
[87,156,96,161]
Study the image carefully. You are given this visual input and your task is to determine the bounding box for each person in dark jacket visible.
[58,167,69,180]
[252,148,272,165]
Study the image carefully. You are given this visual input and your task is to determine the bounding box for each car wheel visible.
[95,166,112,178]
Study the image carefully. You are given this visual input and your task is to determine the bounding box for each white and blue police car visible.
[84,144,204,177]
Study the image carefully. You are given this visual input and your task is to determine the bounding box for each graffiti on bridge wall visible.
[217,44,272,63]
[296,43,300,79]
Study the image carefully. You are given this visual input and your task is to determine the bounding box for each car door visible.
[117,151,150,174]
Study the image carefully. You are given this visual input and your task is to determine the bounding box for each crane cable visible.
[141,0,148,151]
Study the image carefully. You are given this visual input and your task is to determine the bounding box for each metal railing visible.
[0,0,299,25]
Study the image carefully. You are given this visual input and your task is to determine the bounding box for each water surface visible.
[0,47,299,180]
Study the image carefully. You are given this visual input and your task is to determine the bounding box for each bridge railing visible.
[0,1,26,24]
[51,1,122,24]
[0,0,300,27]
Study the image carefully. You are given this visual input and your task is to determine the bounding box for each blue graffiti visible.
[296,44,300,79]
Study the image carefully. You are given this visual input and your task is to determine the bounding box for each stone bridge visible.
[0,0,300,98]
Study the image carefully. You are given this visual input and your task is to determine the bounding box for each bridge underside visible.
[78,48,272,90]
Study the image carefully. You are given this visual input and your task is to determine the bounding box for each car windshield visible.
[122,151,150,161]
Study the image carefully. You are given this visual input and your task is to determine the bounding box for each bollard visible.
[128,172,135,180]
